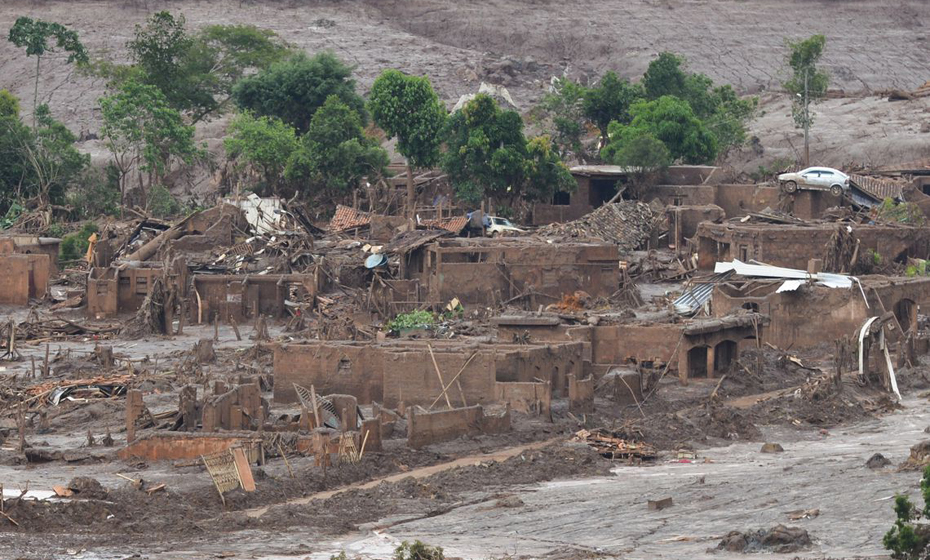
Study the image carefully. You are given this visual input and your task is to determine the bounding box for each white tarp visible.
[224,193,285,234]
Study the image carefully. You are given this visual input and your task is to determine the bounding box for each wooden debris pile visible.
[572,428,657,461]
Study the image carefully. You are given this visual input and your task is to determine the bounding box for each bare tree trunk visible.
[406,161,415,219]
[32,55,40,130]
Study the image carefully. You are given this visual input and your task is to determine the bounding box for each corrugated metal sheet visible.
[714,259,855,290]
[673,269,735,316]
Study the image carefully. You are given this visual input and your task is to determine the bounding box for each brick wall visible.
[407,405,511,448]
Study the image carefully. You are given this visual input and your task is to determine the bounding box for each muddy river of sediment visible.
[39,396,927,560]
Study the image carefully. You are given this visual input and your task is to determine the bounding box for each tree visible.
[7,17,88,129]
[0,92,33,213]
[368,69,446,216]
[99,80,202,209]
[443,94,572,208]
[884,465,930,559]
[784,34,828,166]
[285,95,388,199]
[582,71,643,147]
[603,96,717,165]
[541,77,589,160]
[224,112,298,195]
[20,105,89,208]
[603,130,671,195]
[233,52,365,134]
[523,135,575,203]
[126,12,289,122]
[642,52,688,101]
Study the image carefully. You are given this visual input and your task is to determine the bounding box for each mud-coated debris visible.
[717,524,812,553]
[67,476,107,499]
[901,440,930,470]
[866,453,892,469]
[494,495,524,508]
[760,443,784,453]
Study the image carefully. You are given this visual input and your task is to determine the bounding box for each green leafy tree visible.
[225,112,298,195]
[784,34,828,166]
[642,52,688,101]
[0,92,34,212]
[99,80,202,209]
[8,17,88,129]
[285,95,388,199]
[541,77,589,160]
[442,94,528,206]
[20,105,90,207]
[884,465,930,559]
[603,130,671,195]
[643,52,757,156]
[582,71,643,147]
[523,135,575,203]
[603,96,718,165]
[368,69,446,216]
[443,94,572,208]
[233,52,365,134]
[126,12,289,123]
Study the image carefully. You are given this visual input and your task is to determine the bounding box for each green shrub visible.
[59,222,98,262]
[147,185,181,218]
[66,165,121,218]
[387,310,435,332]
[884,465,930,559]
[393,541,444,560]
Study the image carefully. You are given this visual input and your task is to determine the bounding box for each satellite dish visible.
[365,253,387,269]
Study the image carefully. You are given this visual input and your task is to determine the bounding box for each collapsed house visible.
[378,237,620,308]
[694,222,930,270]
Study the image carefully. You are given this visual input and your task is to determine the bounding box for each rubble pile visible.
[537,201,656,252]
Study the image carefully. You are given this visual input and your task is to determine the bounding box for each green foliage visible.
[784,35,829,130]
[8,17,88,126]
[883,465,930,559]
[0,90,19,118]
[582,71,643,144]
[868,249,882,266]
[748,157,793,183]
[233,52,365,134]
[225,112,299,194]
[0,90,87,212]
[642,52,756,156]
[147,185,181,218]
[284,95,388,198]
[874,198,926,226]
[603,96,717,165]
[642,52,688,100]
[0,203,24,229]
[368,69,446,169]
[66,164,121,218]
[126,12,289,122]
[99,80,202,200]
[387,310,435,332]
[523,135,575,202]
[603,130,671,190]
[59,222,98,262]
[27,105,90,205]
[541,77,589,159]
[443,94,571,206]
[393,540,444,560]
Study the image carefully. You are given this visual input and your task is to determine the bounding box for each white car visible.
[486,216,525,237]
[777,167,850,197]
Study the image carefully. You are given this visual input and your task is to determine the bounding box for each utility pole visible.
[804,68,811,167]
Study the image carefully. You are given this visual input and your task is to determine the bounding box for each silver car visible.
[777,167,850,197]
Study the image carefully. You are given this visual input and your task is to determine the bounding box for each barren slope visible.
[0,0,928,175]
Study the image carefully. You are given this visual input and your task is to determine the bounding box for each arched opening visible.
[894,299,917,333]
[741,302,760,312]
[688,346,708,378]
[714,340,738,373]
